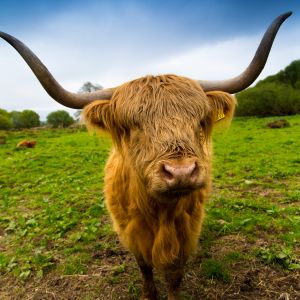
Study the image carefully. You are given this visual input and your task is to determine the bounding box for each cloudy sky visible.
[0,0,300,120]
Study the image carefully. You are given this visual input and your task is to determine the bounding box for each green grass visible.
[201,115,300,273]
[0,115,299,280]
[201,259,231,282]
[0,128,112,278]
[255,245,300,270]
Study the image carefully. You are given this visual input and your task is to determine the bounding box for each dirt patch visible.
[1,235,299,300]
[197,234,300,299]
[182,264,300,299]
[0,246,138,300]
[209,234,249,257]
[266,119,290,129]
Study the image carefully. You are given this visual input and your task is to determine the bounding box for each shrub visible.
[236,83,300,117]
[0,109,13,130]
[10,110,40,129]
[0,114,12,130]
[47,110,74,128]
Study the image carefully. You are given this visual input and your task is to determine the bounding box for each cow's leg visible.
[165,268,183,300]
[136,256,158,300]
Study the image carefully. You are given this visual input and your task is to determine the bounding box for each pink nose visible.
[161,161,199,188]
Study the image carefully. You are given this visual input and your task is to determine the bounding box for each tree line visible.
[0,109,75,130]
[0,82,102,130]
[236,59,300,116]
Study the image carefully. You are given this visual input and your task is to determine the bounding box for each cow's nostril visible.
[161,164,175,181]
[190,163,199,180]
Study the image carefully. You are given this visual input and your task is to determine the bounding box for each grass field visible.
[0,115,299,299]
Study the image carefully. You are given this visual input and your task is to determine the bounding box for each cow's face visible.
[84,75,235,201]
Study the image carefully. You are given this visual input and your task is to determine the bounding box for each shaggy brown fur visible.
[84,74,236,299]
[16,140,37,148]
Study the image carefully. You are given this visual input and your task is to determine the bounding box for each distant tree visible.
[236,82,300,117]
[74,110,82,122]
[21,110,40,128]
[236,59,300,116]
[75,82,103,121]
[0,108,10,118]
[78,81,103,93]
[257,59,300,89]
[10,111,23,129]
[47,110,74,128]
[0,109,12,130]
[10,110,40,129]
[284,59,300,88]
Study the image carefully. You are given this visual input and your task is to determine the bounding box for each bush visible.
[10,111,23,129]
[20,110,40,128]
[236,60,300,117]
[47,110,74,128]
[10,110,40,129]
[0,109,12,130]
[236,83,300,117]
[0,114,12,130]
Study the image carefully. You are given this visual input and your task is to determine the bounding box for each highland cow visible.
[16,140,37,148]
[0,12,291,300]
[84,76,235,299]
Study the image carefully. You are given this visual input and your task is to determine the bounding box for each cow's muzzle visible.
[159,159,203,194]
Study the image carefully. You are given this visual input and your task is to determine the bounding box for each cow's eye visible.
[125,127,132,137]
[200,115,214,128]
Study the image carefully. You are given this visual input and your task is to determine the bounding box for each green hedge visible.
[236,60,300,117]
[236,82,300,117]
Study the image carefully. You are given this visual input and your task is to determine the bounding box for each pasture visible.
[0,115,299,299]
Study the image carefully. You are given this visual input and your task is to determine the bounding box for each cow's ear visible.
[83,100,112,131]
[205,91,236,124]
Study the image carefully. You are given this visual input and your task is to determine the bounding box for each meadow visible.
[0,115,299,299]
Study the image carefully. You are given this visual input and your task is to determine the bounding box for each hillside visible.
[236,60,300,116]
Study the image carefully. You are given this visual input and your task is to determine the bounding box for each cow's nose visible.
[161,161,199,188]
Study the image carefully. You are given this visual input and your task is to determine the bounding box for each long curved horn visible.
[198,12,292,94]
[0,32,113,109]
